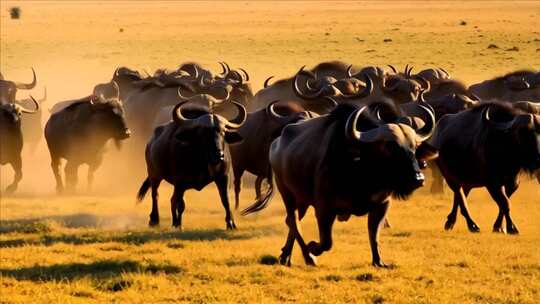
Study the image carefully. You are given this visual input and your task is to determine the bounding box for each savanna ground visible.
[1,1,540,303]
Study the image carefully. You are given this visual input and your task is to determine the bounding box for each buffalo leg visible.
[5,157,22,194]
[87,158,102,193]
[171,187,185,229]
[444,190,460,231]
[457,187,479,232]
[368,200,390,267]
[288,208,316,266]
[446,186,478,232]
[64,161,79,193]
[215,174,236,230]
[487,185,519,234]
[149,179,161,226]
[51,157,64,194]
[233,168,243,210]
[308,208,336,256]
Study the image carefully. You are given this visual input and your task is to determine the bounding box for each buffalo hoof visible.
[492,226,505,234]
[507,224,519,235]
[279,254,291,266]
[467,222,480,233]
[148,220,160,227]
[372,260,391,268]
[304,253,317,266]
[444,219,456,231]
[226,221,237,230]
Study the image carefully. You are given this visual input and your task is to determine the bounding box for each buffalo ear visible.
[225,131,243,144]
[416,142,439,162]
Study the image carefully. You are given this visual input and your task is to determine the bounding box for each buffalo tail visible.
[136,177,150,203]
[241,174,274,216]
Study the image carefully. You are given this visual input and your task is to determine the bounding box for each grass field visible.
[1,1,540,303]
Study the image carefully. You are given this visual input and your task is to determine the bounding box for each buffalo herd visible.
[1,62,539,267]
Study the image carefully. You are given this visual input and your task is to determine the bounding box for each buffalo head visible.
[171,99,247,165]
[89,95,131,148]
[0,68,37,104]
[345,102,438,198]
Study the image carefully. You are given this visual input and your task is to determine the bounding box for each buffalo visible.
[0,97,40,194]
[429,102,540,234]
[230,100,318,210]
[469,70,540,102]
[136,99,247,229]
[45,95,131,193]
[0,68,37,105]
[243,101,438,266]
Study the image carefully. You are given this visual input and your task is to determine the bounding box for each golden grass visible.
[1,182,539,303]
[1,1,540,303]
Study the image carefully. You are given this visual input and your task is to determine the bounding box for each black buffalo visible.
[0,68,37,105]
[243,102,438,266]
[136,99,247,229]
[0,97,39,194]
[469,70,540,102]
[429,102,540,234]
[45,95,131,193]
[230,100,318,209]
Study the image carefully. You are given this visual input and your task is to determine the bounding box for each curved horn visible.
[221,62,231,76]
[219,62,228,76]
[406,65,414,77]
[111,81,120,99]
[266,100,286,118]
[387,65,398,74]
[177,87,196,101]
[402,103,436,142]
[293,66,325,99]
[439,67,450,78]
[224,101,247,129]
[114,67,120,78]
[19,96,40,113]
[14,68,37,90]
[172,101,192,123]
[239,68,250,82]
[482,106,514,130]
[263,76,274,88]
[345,106,369,141]
[230,70,244,86]
[346,65,354,78]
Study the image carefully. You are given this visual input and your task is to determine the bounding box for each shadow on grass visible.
[0,225,277,248]
[0,259,182,282]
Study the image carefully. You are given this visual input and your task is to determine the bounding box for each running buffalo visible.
[136,100,247,229]
[429,102,540,234]
[243,102,438,266]
[45,95,131,193]
[0,97,39,194]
